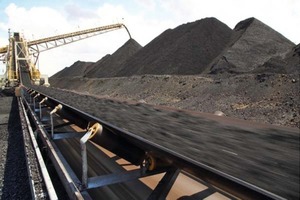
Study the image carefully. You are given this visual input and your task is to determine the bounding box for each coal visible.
[85,38,142,78]
[208,18,295,74]
[253,43,300,74]
[50,61,93,79]
[51,17,297,79]
[282,43,300,74]
[50,39,142,83]
[48,73,300,128]
[0,97,31,199]
[49,17,299,129]
[115,18,232,76]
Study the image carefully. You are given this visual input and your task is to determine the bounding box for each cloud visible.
[134,0,157,10]
[160,0,299,44]
[64,4,98,21]
[2,3,71,39]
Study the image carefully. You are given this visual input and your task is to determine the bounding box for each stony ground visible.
[50,73,300,129]
[0,96,31,200]
[49,17,299,129]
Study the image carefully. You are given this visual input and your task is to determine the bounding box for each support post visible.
[29,90,35,104]
[148,167,180,200]
[80,123,102,190]
[39,97,47,119]
[49,104,62,139]
[33,93,40,112]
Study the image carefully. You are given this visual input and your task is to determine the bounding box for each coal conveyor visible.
[14,71,299,200]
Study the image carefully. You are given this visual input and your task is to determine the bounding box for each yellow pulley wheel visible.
[146,154,157,171]
[88,123,102,139]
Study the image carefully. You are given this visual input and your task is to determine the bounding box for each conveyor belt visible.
[20,70,31,85]
[19,84,299,200]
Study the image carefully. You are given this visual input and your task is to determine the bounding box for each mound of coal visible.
[51,61,93,79]
[49,73,300,128]
[115,17,232,76]
[253,43,300,74]
[51,17,296,79]
[50,67,68,79]
[283,43,300,74]
[49,17,299,129]
[85,38,142,78]
[208,18,295,74]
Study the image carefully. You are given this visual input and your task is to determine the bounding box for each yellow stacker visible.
[0,23,131,88]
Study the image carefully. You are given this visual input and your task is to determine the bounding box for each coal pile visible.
[208,18,295,74]
[116,17,232,76]
[50,39,142,81]
[85,38,142,78]
[282,43,300,74]
[51,61,93,79]
[50,17,296,79]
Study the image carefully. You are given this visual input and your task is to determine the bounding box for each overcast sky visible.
[0,0,299,76]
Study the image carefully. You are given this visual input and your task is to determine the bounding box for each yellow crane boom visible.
[0,23,130,87]
[28,23,130,54]
[0,46,6,54]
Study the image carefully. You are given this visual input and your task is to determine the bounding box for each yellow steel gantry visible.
[0,23,131,87]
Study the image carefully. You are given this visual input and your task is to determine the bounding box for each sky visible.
[0,0,299,76]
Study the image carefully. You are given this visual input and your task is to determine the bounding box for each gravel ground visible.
[0,96,31,200]
[31,85,299,200]
[50,73,300,129]
[18,99,48,199]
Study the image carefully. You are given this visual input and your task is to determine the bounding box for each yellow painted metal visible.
[27,23,124,47]
[0,46,7,54]
[88,123,103,139]
[0,23,127,86]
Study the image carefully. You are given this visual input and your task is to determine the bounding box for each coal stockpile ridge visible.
[208,17,295,74]
[51,61,94,79]
[82,54,111,76]
[85,38,142,78]
[282,43,300,74]
[115,17,233,76]
[50,17,297,79]
[48,17,299,129]
[50,67,68,79]
[49,73,300,128]
[253,43,300,74]
[32,85,299,200]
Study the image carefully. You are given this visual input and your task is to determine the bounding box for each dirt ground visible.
[50,73,300,129]
[0,96,31,199]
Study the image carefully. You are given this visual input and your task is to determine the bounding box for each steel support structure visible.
[22,87,183,199]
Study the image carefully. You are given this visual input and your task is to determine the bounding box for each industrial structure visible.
[0,23,130,87]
